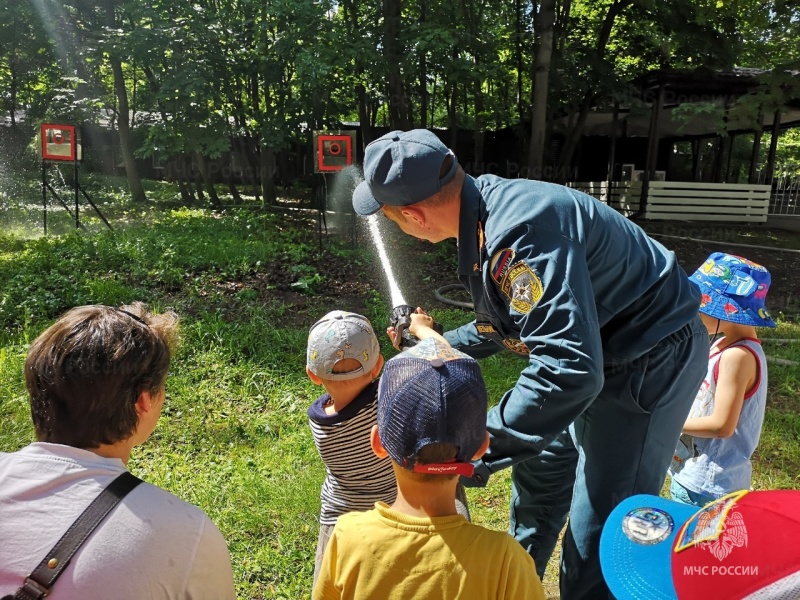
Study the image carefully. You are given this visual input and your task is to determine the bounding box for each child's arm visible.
[682,346,758,439]
[387,307,449,346]
[407,310,449,345]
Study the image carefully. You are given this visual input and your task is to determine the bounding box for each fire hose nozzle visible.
[389,304,444,350]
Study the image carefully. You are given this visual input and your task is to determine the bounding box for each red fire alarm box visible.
[313,131,356,173]
[41,124,79,162]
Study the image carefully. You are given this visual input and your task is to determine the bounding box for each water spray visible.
[366,214,443,350]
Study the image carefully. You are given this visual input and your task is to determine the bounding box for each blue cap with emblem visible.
[600,493,697,600]
[377,337,487,477]
[352,129,458,216]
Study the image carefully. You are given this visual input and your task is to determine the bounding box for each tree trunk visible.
[418,1,429,129]
[225,169,243,203]
[448,79,459,150]
[195,152,220,206]
[357,84,372,148]
[528,0,556,178]
[237,137,261,202]
[474,76,485,173]
[260,145,277,206]
[9,65,17,127]
[384,0,411,129]
[515,0,525,125]
[190,155,206,203]
[105,0,146,203]
[558,0,633,172]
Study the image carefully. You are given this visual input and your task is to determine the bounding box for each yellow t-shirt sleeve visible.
[499,537,546,600]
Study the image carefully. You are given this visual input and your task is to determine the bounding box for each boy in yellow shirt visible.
[313,315,544,600]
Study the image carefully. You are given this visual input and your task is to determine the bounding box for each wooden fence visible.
[568,181,771,223]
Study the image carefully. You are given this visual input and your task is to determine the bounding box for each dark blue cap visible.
[377,338,487,476]
[352,129,458,216]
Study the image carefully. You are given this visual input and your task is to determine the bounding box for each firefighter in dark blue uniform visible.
[353,129,707,600]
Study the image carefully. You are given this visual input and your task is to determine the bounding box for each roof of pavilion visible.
[574,67,800,139]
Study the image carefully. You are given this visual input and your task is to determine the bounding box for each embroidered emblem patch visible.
[476,324,497,335]
[503,338,530,355]
[490,249,515,284]
[501,262,543,314]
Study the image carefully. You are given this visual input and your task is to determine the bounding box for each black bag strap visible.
[3,471,142,600]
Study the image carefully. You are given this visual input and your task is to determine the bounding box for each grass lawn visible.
[1,191,799,599]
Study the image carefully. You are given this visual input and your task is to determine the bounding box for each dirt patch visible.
[341,216,800,323]
[197,212,800,330]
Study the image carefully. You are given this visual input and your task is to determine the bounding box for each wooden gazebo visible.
[568,68,800,222]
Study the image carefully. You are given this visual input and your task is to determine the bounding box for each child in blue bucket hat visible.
[669,252,776,507]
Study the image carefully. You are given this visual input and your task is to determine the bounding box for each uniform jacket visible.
[444,175,701,474]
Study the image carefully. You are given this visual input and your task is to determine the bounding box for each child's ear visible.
[306,366,323,386]
[370,425,389,459]
[371,355,385,379]
[134,390,154,417]
[471,431,491,460]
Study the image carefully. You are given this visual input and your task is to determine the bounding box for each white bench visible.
[567,181,771,223]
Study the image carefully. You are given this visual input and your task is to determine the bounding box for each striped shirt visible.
[308,379,397,525]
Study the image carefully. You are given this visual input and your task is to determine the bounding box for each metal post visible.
[639,84,665,217]
[715,99,732,183]
[724,134,736,183]
[748,112,763,184]
[607,102,619,181]
[765,110,782,185]
[712,136,725,183]
[74,159,79,229]
[42,162,47,235]
[692,139,702,182]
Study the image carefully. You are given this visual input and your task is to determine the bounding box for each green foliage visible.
[0,208,319,332]
[4,0,798,191]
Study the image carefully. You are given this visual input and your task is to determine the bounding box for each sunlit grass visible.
[1,191,799,599]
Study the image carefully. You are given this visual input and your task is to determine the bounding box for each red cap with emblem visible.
[601,490,800,600]
[671,490,800,599]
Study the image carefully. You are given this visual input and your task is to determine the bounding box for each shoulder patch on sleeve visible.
[503,339,530,355]
[490,249,515,284]
[501,262,543,314]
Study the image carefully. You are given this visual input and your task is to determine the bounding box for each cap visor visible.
[352,181,382,216]
[600,494,698,600]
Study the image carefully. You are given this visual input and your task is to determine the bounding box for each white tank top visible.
[671,338,768,497]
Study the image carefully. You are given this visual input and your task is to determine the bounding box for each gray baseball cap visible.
[307,311,381,380]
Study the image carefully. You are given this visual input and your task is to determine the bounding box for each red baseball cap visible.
[600,490,800,599]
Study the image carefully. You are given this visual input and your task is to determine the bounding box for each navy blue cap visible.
[377,338,487,477]
[352,129,458,216]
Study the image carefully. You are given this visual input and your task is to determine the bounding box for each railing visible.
[568,181,771,223]
[768,174,800,216]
